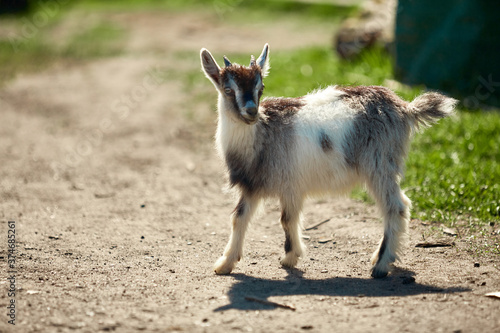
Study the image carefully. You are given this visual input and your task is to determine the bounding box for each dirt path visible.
[1,9,499,333]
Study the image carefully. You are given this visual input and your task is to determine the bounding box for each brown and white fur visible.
[200,44,456,278]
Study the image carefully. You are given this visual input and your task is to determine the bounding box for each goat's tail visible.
[406,92,457,131]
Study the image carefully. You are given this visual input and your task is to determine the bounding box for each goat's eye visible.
[258,86,264,95]
[224,88,233,95]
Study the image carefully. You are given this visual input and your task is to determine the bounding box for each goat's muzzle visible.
[241,103,258,124]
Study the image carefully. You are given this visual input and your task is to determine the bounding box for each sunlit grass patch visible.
[404,111,500,224]
[261,46,420,98]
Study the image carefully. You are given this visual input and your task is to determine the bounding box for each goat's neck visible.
[216,96,257,160]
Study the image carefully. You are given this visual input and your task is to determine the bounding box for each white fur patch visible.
[293,87,358,195]
[215,95,257,161]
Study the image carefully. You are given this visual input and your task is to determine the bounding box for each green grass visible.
[71,0,358,19]
[235,0,358,18]
[71,0,202,11]
[405,112,500,223]
[265,46,419,98]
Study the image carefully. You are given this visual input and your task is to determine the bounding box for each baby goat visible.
[200,44,456,278]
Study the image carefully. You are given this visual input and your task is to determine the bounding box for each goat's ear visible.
[256,43,270,77]
[200,48,222,87]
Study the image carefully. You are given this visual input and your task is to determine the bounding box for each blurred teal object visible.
[395,0,500,108]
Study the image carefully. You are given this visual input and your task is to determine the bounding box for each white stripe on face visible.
[227,75,259,109]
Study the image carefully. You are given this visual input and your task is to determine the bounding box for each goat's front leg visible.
[214,193,260,275]
[280,196,306,268]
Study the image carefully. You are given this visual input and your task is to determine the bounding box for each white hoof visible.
[214,256,236,275]
[280,252,299,268]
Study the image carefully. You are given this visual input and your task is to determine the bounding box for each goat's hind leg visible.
[369,179,410,278]
[280,196,306,268]
[214,193,260,275]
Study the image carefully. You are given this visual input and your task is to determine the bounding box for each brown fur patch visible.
[261,97,304,123]
[261,97,304,112]
[337,86,407,116]
[221,64,261,92]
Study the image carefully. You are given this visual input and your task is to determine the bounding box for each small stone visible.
[140,204,146,208]
[318,237,333,244]
[301,325,314,330]
[50,318,65,327]
[321,269,328,273]
[186,162,195,172]
[474,262,480,267]
[94,192,115,199]
[442,227,457,236]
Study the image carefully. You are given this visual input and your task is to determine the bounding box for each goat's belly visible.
[294,150,357,196]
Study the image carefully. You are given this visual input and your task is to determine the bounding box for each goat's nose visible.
[246,107,258,117]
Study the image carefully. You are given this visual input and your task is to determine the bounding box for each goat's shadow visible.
[214,267,470,311]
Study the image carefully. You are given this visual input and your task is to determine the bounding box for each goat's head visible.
[201,44,270,125]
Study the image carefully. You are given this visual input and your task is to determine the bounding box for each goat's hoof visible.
[280,253,299,268]
[371,267,388,279]
[214,256,235,275]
